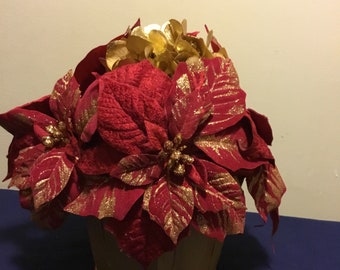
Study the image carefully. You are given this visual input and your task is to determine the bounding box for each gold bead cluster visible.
[42,121,68,148]
[159,134,194,177]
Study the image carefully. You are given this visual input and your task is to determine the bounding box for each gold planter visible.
[87,216,223,270]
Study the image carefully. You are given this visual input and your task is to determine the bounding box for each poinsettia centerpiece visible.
[0,19,286,267]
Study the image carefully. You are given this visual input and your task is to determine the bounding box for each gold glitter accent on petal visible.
[176,74,191,95]
[195,134,238,159]
[98,194,116,219]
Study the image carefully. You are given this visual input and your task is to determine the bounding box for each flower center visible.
[42,121,69,148]
[159,134,194,177]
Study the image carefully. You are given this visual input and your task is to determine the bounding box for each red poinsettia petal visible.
[248,108,273,145]
[9,144,46,189]
[104,201,179,268]
[167,61,210,139]
[74,79,99,142]
[168,86,212,140]
[194,160,246,219]
[191,209,244,242]
[193,184,231,213]
[201,58,246,135]
[185,162,207,186]
[206,167,246,221]
[0,106,56,138]
[240,114,274,162]
[188,161,235,216]
[97,60,171,154]
[49,70,80,122]
[74,45,107,92]
[144,120,168,151]
[30,170,80,229]
[111,154,161,186]
[143,177,194,244]
[246,164,286,234]
[64,177,144,220]
[168,58,246,138]
[29,148,74,209]
[195,126,266,172]
[167,61,213,139]
[3,132,40,181]
[77,140,123,175]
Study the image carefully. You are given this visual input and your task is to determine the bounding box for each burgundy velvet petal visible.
[195,125,266,172]
[248,108,273,145]
[74,79,99,142]
[77,140,123,175]
[167,58,246,138]
[29,148,75,209]
[104,201,179,268]
[191,208,244,242]
[64,178,145,221]
[3,132,40,181]
[143,177,194,244]
[97,60,171,154]
[246,164,286,234]
[0,106,56,137]
[49,70,80,122]
[110,154,161,186]
[9,144,46,189]
[74,45,107,92]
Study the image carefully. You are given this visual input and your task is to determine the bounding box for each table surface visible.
[1,189,340,270]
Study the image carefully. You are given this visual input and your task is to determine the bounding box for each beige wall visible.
[1,0,339,221]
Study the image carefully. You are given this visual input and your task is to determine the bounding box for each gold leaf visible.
[148,30,168,54]
[106,40,129,70]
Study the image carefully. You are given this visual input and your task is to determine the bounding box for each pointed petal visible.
[193,160,246,231]
[29,148,74,208]
[195,128,265,172]
[74,45,107,92]
[64,178,144,220]
[201,58,246,134]
[246,164,286,234]
[97,60,171,154]
[9,144,46,189]
[192,209,245,242]
[143,177,194,243]
[248,108,273,145]
[74,80,99,142]
[0,95,52,136]
[104,201,178,268]
[31,170,80,229]
[49,70,80,122]
[241,114,274,162]
[0,106,56,137]
[110,154,161,186]
[193,184,231,213]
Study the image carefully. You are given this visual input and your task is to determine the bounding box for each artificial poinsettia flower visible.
[64,59,171,223]
[0,71,107,228]
[78,56,259,265]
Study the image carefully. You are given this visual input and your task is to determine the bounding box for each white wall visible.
[1,0,339,222]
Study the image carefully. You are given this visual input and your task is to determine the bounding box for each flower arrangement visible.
[0,19,286,267]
